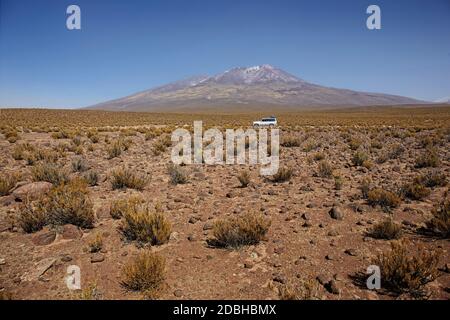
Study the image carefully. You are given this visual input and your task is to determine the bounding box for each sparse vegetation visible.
[425,195,449,238]
[278,278,320,300]
[375,240,440,296]
[88,233,103,253]
[208,213,271,248]
[368,218,402,240]
[237,170,251,187]
[0,173,17,196]
[18,179,95,232]
[71,157,89,172]
[415,148,440,168]
[82,170,99,186]
[110,195,144,219]
[121,251,165,296]
[401,182,430,200]
[31,163,70,185]
[167,163,189,185]
[334,175,343,190]
[414,171,447,188]
[110,167,149,190]
[367,188,401,209]
[119,203,171,245]
[281,135,301,147]
[352,150,369,166]
[271,166,293,182]
[317,160,333,178]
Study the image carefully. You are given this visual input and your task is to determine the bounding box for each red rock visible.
[61,224,82,240]
[32,229,56,246]
[12,182,52,202]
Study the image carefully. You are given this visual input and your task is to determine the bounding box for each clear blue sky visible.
[0,0,449,108]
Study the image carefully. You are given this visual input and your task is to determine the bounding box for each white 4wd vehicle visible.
[253,117,277,127]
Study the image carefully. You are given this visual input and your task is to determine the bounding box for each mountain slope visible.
[87,65,426,111]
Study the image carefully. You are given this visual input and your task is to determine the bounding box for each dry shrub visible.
[317,160,333,178]
[107,140,123,159]
[3,128,20,143]
[110,195,144,219]
[82,170,99,186]
[348,138,362,151]
[400,182,430,200]
[313,152,325,161]
[25,148,60,165]
[145,130,157,141]
[334,175,343,190]
[414,171,447,188]
[375,240,440,296]
[78,282,101,300]
[368,218,402,240]
[352,150,369,166]
[415,148,440,168]
[31,163,70,185]
[237,170,251,187]
[360,177,372,199]
[12,142,35,160]
[72,135,82,146]
[18,179,95,232]
[51,130,71,139]
[71,157,89,172]
[0,173,17,196]
[388,143,405,159]
[121,251,165,296]
[367,188,401,209]
[151,140,167,156]
[281,135,301,147]
[278,278,320,300]
[167,164,189,185]
[18,202,48,233]
[271,166,293,183]
[88,233,103,253]
[119,203,171,245]
[110,167,149,190]
[425,196,449,238]
[208,213,271,248]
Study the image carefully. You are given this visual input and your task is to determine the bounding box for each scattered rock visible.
[301,213,311,220]
[329,207,344,220]
[91,253,105,263]
[12,182,52,202]
[443,263,450,273]
[344,249,358,256]
[60,255,72,263]
[61,224,83,240]
[274,247,284,254]
[244,262,254,269]
[325,254,335,261]
[0,195,15,206]
[273,274,286,284]
[32,229,56,246]
[316,274,330,285]
[203,222,214,230]
[187,234,196,241]
[21,258,56,281]
[188,216,200,224]
[0,258,5,265]
[173,289,183,297]
[325,280,340,294]
[96,205,111,220]
[327,230,339,237]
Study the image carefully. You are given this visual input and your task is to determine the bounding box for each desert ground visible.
[0,106,449,300]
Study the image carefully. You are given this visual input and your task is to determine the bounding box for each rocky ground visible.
[0,112,449,300]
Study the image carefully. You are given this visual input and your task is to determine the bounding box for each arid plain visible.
[0,106,449,300]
